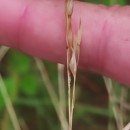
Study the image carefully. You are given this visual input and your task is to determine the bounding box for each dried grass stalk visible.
[0,46,20,130]
[65,0,82,130]
[0,46,9,61]
[103,77,125,130]
[0,75,21,130]
[35,58,68,130]
[58,64,66,118]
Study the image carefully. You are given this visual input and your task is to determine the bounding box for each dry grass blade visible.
[0,75,21,130]
[0,46,9,61]
[65,0,82,130]
[20,118,30,130]
[0,46,19,130]
[103,77,124,130]
[35,58,68,130]
[58,64,66,118]
[35,58,59,110]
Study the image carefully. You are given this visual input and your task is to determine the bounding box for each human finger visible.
[0,0,130,86]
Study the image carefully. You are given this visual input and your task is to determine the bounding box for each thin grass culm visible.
[0,75,21,130]
[65,0,82,130]
[0,46,9,61]
[103,77,126,130]
[0,46,21,130]
[58,64,66,119]
[35,58,68,130]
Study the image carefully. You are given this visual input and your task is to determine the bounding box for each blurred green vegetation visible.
[0,0,130,130]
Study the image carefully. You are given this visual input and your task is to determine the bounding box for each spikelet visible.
[65,0,82,130]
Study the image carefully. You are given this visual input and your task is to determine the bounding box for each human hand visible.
[0,0,130,86]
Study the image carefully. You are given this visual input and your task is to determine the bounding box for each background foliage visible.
[0,0,130,130]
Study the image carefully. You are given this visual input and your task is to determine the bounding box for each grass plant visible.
[35,58,68,130]
[0,0,130,130]
[65,0,82,129]
[0,46,21,130]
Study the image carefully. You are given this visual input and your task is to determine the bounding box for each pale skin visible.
[0,0,130,86]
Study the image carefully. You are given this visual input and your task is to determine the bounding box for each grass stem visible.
[0,75,21,130]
